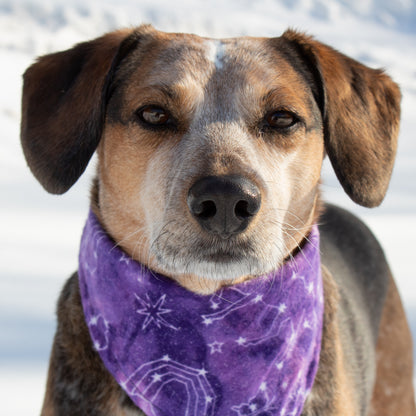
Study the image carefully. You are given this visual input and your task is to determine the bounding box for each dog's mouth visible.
[153,235,250,262]
[151,228,284,283]
[204,249,245,263]
[194,238,255,264]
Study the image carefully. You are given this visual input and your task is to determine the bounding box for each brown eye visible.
[265,110,298,129]
[137,105,171,126]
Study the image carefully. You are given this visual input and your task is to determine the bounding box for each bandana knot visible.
[79,211,323,416]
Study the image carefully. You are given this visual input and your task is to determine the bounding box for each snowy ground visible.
[1,0,416,414]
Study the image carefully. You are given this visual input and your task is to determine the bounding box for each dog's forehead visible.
[121,31,309,110]
[149,34,285,81]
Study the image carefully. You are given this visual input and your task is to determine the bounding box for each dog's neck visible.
[79,210,324,416]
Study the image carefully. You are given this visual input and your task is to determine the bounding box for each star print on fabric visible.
[203,317,214,325]
[84,259,97,276]
[135,293,178,331]
[210,301,219,310]
[152,373,163,382]
[88,315,100,326]
[236,336,247,346]
[253,294,263,303]
[291,271,314,295]
[119,253,131,264]
[87,314,110,351]
[278,303,287,314]
[122,356,216,416]
[276,361,284,370]
[208,341,224,354]
[231,382,277,416]
[201,288,253,325]
[291,271,308,287]
[80,213,323,416]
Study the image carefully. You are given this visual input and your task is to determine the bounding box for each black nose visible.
[187,175,261,238]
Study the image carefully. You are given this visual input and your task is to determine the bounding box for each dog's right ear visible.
[21,28,144,194]
[280,30,401,208]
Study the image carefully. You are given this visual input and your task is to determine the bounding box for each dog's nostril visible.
[196,200,217,219]
[235,200,250,219]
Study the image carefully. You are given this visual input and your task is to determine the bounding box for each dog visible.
[20,25,415,415]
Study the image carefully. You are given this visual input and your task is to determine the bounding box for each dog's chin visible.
[153,249,284,283]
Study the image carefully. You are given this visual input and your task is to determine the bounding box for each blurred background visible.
[1,0,416,413]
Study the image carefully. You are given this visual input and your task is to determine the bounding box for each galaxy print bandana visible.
[79,210,324,416]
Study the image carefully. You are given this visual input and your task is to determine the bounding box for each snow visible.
[1,0,415,414]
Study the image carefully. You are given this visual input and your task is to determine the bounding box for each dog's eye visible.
[137,105,171,126]
[265,110,298,129]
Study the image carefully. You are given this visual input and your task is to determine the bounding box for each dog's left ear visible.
[20,28,140,194]
[281,30,401,207]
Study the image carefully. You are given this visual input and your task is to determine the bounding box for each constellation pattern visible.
[201,285,312,349]
[121,355,216,416]
[201,287,254,325]
[231,382,278,416]
[78,210,324,416]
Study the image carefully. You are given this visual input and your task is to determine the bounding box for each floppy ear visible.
[20,28,140,194]
[282,30,401,207]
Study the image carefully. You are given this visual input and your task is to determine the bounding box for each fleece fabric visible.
[79,210,323,416]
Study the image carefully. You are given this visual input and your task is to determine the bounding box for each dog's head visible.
[21,26,400,292]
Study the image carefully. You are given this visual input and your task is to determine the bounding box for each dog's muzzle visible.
[187,175,261,239]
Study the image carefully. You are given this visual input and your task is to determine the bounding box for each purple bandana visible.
[78,211,324,416]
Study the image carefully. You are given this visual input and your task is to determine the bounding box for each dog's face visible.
[21,26,400,293]
[98,33,324,289]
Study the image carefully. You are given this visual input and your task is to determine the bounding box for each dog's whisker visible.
[281,229,316,272]
[111,226,147,252]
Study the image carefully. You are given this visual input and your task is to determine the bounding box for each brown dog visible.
[21,25,415,415]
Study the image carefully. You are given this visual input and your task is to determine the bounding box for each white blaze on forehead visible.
[205,39,226,70]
